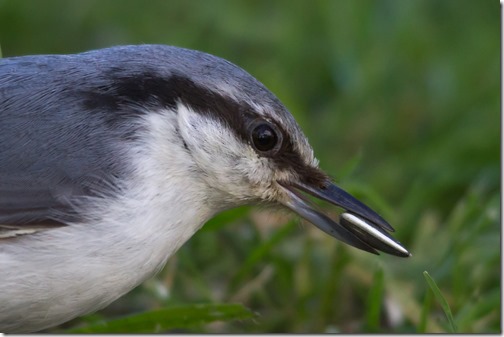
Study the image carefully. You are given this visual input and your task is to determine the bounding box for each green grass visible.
[423,271,457,332]
[63,303,256,333]
[2,0,499,333]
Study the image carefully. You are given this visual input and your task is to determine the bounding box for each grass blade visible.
[65,303,256,333]
[423,271,457,332]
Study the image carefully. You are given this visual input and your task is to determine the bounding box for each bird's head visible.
[97,45,409,257]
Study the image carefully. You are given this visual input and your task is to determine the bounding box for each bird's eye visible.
[250,121,282,154]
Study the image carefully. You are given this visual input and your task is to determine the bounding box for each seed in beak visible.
[340,213,411,257]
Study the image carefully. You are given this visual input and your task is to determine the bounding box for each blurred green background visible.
[0,0,499,333]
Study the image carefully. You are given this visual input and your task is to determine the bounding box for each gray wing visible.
[0,53,135,235]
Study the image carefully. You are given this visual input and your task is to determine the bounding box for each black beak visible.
[278,180,410,257]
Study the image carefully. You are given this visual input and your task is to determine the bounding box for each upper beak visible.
[278,179,410,257]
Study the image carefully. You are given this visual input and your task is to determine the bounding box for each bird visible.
[0,44,410,333]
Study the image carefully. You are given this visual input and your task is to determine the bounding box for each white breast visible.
[0,110,215,333]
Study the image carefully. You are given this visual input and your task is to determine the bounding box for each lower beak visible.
[278,180,410,257]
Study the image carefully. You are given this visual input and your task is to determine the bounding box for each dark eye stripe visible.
[80,71,326,186]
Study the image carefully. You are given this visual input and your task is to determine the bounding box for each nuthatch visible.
[0,45,409,332]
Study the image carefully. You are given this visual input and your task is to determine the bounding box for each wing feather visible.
[0,54,132,233]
